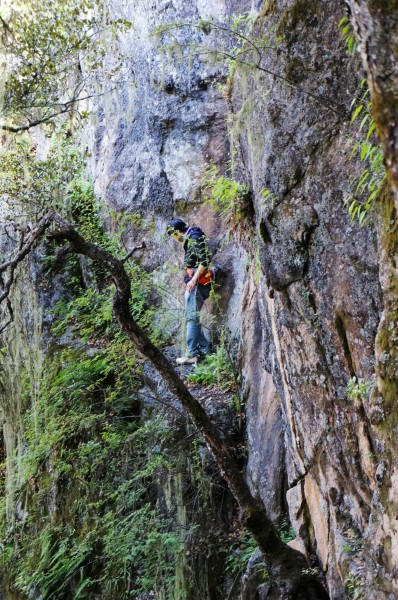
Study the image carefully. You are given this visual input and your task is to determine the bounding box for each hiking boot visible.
[176,356,198,365]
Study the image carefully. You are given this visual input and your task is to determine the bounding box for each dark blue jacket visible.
[183,227,211,282]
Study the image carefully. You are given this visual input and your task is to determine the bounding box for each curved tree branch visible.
[0,211,55,301]
[0,211,328,599]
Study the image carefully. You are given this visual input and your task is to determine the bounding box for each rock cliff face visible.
[83,0,386,595]
[230,2,384,597]
[1,0,397,598]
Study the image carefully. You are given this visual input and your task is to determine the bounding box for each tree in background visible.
[0,0,130,132]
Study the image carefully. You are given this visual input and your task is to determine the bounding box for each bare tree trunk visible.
[0,210,328,599]
[346,2,398,431]
[344,6,398,592]
[348,2,398,206]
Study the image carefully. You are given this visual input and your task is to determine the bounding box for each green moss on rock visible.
[369,0,398,12]
[276,0,320,39]
[256,0,277,23]
[375,191,398,414]
[285,57,306,84]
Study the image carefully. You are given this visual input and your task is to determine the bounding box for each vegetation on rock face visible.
[187,342,236,390]
[0,130,327,597]
[0,164,233,599]
[201,164,252,234]
[346,377,372,401]
[338,17,386,224]
[3,0,398,597]
[0,163,329,599]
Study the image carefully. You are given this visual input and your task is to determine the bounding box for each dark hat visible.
[166,218,188,235]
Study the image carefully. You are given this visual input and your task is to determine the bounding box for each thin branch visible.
[0,109,70,133]
[0,211,55,302]
[121,242,146,263]
[158,21,347,118]
[207,21,265,67]
[0,87,118,132]
[218,50,347,117]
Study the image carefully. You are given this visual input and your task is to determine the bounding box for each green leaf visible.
[358,114,369,132]
[351,104,363,123]
[366,122,376,140]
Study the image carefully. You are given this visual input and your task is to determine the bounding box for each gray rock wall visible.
[230,0,387,597]
[82,0,392,597]
[1,0,396,598]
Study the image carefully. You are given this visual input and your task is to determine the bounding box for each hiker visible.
[167,218,213,365]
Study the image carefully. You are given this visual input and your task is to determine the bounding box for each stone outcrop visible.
[65,0,395,596]
[1,0,398,598]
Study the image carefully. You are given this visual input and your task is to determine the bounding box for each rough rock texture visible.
[2,0,398,598]
[230,0,389,597]
[82,0,391,596]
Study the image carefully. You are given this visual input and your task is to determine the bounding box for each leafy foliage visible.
[346,377,372,400]
[260,187,277,209]
[225,517,294,580]
[345,573,365,600]
[1,0,131,131]
[226,530,268,582]
[278,518,295,544]
[338,15,386,224]
[2,266,197,598]
[0,135,83,217]
[187,344,235,391]
[342,530,364,556]
[0,155,235,598]
[344,80,386,225]
[202,164,250,230]
[338,15,357,54]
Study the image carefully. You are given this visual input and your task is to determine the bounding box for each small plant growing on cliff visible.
[338,15,357,54]
[339,14,386,224]
[343,531,363,556]
[344,82,386,224]
[226,530,268,581]
[187,343,235,390]
[302,567,320,577]
[260,187,277,211]
[278,518,295,544]
[347,377,372,400]
[345,573,365,600]
[202,164,250,229]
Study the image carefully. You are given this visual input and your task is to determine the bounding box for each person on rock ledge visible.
[167,218,213,365]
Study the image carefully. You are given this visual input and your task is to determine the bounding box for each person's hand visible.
[186,279,197,293]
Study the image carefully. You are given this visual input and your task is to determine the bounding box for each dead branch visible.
[0,211,55,303]
[121,242,146,263]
